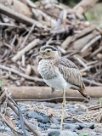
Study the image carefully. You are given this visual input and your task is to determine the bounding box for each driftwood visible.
[7,86,102,101]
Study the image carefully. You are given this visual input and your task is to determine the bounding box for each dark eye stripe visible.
[40,46,57,51]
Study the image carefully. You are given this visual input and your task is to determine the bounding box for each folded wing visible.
[57,57,88,98]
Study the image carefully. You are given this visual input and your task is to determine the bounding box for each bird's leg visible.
[51,88,55,93]
[60,89,66,130]
[63,89,66,106]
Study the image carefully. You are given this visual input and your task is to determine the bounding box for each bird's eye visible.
[47,50,50,53]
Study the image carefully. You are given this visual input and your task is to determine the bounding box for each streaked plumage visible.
[38,45,88,98]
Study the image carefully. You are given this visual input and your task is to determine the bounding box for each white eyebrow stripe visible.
[40,46,57,51]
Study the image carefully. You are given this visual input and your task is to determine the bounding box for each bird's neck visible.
[52,56,60,65]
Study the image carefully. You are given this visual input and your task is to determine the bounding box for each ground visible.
[0,98,102,136]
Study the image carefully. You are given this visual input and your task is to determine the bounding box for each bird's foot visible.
[83,96,91,103]
[51,88,55,93]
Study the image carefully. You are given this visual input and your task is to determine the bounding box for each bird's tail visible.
[78,83,90,99]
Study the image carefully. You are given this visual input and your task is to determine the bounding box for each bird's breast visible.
[38,59,57,80]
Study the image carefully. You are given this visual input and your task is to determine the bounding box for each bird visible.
[37,45,89,130]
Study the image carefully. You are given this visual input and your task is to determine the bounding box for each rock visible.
[48,130,60,136]
[26,111,50,124]
[77,123,95,130]
[51,117,60,124]
[38,123,50,130]
[64,122,95,131]
[64,123,81,131]
[60,130,78,136]
[48,130,78,136]
[50,124,60,129]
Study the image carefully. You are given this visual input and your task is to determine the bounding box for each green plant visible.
[79,133,89,136]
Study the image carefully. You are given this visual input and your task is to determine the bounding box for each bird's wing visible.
[59,57,78,69]
[57,58,88,98]
[54,57,88,98]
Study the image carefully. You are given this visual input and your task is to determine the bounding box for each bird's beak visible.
[32,52,39,58]
[32,51,45,59]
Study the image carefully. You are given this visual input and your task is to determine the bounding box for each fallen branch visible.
[0,0,32,17]
[12,39,40,62]
[32,8,56,27]
[7,86,102,101]
[23,0,37,8]
[83,78,102,86]
[0,64,43,82]
[74,26,96,40]
[0,113,21,135]
[0,3,46,28]
[72,31,100,50]
[90,43,102,57]
[73,0,99,16]
[81,35,101,53]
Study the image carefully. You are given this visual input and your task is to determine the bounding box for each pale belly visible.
[43,73,71,91]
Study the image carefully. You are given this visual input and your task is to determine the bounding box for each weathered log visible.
[7,86,102,101]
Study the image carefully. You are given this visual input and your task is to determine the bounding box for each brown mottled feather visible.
[56,57,88,98]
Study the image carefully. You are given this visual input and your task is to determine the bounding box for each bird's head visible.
[38,45,60,59]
